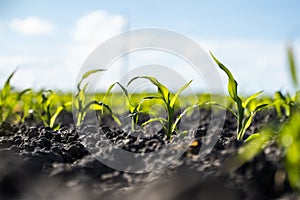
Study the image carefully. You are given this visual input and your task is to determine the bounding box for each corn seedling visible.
[226,111,300,192]
[223,46,300,191]
[223,128,273,173]
[0,69,31,124]
[278,112,300,191]
[127,76,192,139]
[210,52,269,141]
[270,47,300,118]
[104,82,165,131]
[104,82,142,130]
[33,90,71,129]
[273,91,294,117]
[271,46,300,118]
[74,69,120,126]
[18,89,34,123]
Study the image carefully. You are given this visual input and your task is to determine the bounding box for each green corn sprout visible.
[279,112,300,191]
[104,82,163,131]
[274,91,294,117]
[34,90,71,129]
[104,82,142,130]
[271,46,300,118]
[19,89,34,123]
[223,128,272,173]
[127,76,192,139]
[74,69,120,127]
[0,69,31,124]
[210,52,269,141]
[225,111,300,192]
[224,45,300,192]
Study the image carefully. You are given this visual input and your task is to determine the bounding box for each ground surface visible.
[0,108,298,200]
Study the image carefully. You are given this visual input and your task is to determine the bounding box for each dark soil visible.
[0,108,298,200]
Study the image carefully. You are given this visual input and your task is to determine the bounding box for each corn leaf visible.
[210,52,245,133]
[210,52,240,102]
[17,88,31,100]
[206,102,238,119]
[78,82,89,107]
[237,103,269,140]
[287,46,298,88]
[77,69,105,91]
[254,103,269,111]
[50,102,71,129]
[170,80,192,108]
[2,68,17,99]
[172,103,199,132]
[141,117,167,127]
[243,90,263,109]
[135,96,162,112]
[106,82,128,97]
[84,100,121,125]
[279,112,300,190]
[238,115,253,140]
[224,129,272,172]
[133,96,162,123]
[50,106,64,128]
[82,69,105,80]
[128,76,170,103]
[104,82,135,114]
[245,133,261,142]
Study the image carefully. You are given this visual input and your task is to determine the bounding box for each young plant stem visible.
[166,104,174,139]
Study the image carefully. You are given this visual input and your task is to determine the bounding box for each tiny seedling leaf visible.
[210,52,240,102]
[206,102,238,119]
[50,106,64,128]
[82,69,106,80]
[49,101,72,129]
[17,89,32,100]
[172,103,199,132]
[238,115,253,140]
[245,133,261,142]
[84,100,121,125]
[243,90,263,109]
[170,80,192,108]
[141,117,167,127]
[128,76,170,103]
[77,69,105,91]
[223,129,272,173]
[2,68,18,99]
[287,46,298,88]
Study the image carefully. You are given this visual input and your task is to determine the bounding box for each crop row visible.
[0,48,299,191]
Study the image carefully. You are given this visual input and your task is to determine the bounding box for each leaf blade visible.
[287,46,298,88]
[210,52,240,102]
[242,90,264,109]
[170,80,193,108]
[128,76,170,103]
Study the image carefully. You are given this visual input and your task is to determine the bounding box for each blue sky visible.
[1,0,300,94]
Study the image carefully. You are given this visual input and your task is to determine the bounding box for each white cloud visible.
[10,16,54,36]
[2,11,297,94]
[64,10,127,86]
[68,10,127,63]
[0,55,65,90]
[72,10,126,43]
[0,11,127,91]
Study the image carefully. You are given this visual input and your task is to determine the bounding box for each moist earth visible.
[0,108,298,200]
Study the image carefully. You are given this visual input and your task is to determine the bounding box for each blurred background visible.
[0,0,300,94]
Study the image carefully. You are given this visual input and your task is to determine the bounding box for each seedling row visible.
[0,49,300,193]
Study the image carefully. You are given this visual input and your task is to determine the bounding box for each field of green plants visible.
[0,48,300,198]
